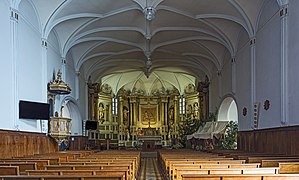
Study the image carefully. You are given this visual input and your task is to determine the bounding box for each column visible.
[41,38,48,133]
[165,101,168,126]
[133,102,137,126]
[119,97,123,125]
[231,57,236,94]
[94,94,99,120]
[75,71,80,100]
[61,58,66,80]
[161,100,164,125]
[119,97,123,141]
[90,90,95,120]
[10,7,19,130]
[250,37,256,127]
[280,3,289,125]
[174,96,178,134]
[217,71,222,98]
[130,101,133,126]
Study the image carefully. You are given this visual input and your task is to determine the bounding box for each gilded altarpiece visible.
[86,80,210,149]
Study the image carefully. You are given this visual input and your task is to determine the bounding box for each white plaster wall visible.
[235,30,251,131]
[47,32,83,135]
[47,31,61,83]
[79,70,88,120]
[287,0,299,126]
[221,51,233,96]
[210,70,221,114]
[255,1,281,129]
[0,1,15,130]
[17,0,44,132]
[65,53,76,99]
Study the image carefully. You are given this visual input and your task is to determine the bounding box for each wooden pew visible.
[0,162,36,174]
[171,163,260,180]
[262,159,299,167]
[176,168,278,180]
[279,162,299,174]
[181,174,299,180]
[0,166,19,175]
[0,174,125,180]
[45,164,134,179]
[26,169,131,180]
[242,156,299,163]
[169,160,245,178]
[0,159,49,170]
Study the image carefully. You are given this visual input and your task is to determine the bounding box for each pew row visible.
[181,174,299,180]
[0,174,125,180]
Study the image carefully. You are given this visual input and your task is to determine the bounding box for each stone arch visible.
[61,96,83,135]
[218,96,238,122]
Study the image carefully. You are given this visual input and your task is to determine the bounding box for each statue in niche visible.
[186,104,193,117]
[123,106,129,126]
[99,103,105,120]
[168,105,174,125]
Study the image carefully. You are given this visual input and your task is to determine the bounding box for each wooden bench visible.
[279,162,299,174]
[262,159,299,167]
[0,166,19,175]
[181,174,299,180]
[26,169,131,180]
[171,163,260,180]
[0,162,36,174]
[246,157,299,163]
[0,174,125,180]
[176,168,278,180]
[169,160,245,178]
[0,159,49,170]
[45,164,134,179]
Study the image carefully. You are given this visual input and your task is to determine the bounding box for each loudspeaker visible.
[85,120,98,130]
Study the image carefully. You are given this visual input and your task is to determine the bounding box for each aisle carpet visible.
[139,158,163,180]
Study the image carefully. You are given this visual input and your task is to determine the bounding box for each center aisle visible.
[139,157,163,180]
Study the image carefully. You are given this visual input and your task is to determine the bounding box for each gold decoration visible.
[48,70,71,95]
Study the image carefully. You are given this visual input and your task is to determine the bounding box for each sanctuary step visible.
[141,152,158,158]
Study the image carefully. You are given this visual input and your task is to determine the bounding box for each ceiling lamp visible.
[48,69,71,95]
[143,6,156,21]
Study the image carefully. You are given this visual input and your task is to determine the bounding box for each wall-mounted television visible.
[85,120,98,130]
[19,100,50,120]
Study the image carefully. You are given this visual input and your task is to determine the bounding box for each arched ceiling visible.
[28,0,268,85]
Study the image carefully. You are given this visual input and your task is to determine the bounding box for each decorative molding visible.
[242,107,247,116]
[41,38,48,48]
[264,100,270,111]
[10,8,19,22]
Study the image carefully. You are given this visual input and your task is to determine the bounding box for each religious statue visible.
[193,102,199,119]
[99,103,105,119]
[186,104,193,117]
[168,106,174,125]
[123,106,129,126]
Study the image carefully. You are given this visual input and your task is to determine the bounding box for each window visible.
[179,96,185,115]
[112,97,118,115]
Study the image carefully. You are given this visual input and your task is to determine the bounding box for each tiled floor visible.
[139,158,163,180]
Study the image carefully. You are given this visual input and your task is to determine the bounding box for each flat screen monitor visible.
[19,100,50,120]
[85,120,98,130]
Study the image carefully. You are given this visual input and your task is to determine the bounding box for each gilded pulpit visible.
[49,117,72,142]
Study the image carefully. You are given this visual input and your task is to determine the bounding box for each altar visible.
[137,135,162,151]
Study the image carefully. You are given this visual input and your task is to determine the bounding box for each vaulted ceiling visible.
[29,0,269,91]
